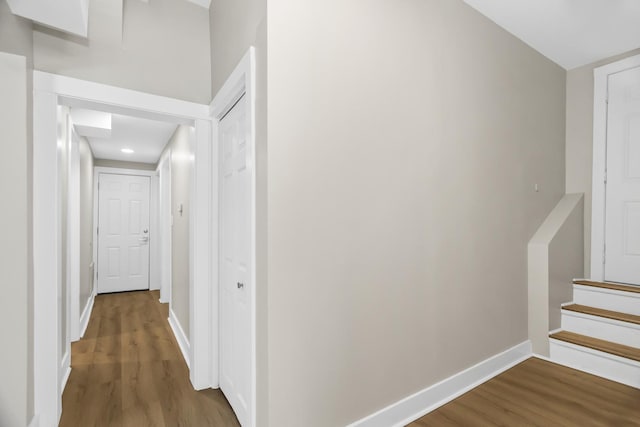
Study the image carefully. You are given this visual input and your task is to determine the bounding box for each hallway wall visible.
[33,0,212,103]
[79,138,94,314]
[163,126,192,337]
[565,48,640,277]
[266,1,566,425]
[0,2,33,425]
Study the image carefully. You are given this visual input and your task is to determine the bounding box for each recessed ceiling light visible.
[121,148,134,154]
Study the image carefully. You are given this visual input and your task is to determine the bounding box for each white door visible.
[605,65,640,285]
[97,173,151,293]
[219,93,252,426]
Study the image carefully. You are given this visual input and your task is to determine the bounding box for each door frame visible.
[157,149,172,304]
[591,53,640,280]
[33,72,214,427]
[210,47,257,427]
[92,168,157,294]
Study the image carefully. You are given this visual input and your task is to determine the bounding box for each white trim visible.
[78,290,95,338]
[59,350,71,396]
[210,47,256,424]
[157,149,172,304]
[34,73,213,426]
[68,131,81,342]
[92,167,157,294]
[168,309,191,369]
[149,173,160,290]
[33,89,62,427]
[33,71,209,122]
[189,120,212,389]
[591,53,640,280]
[346,341,532,427]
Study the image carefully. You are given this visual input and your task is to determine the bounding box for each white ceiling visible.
[463,0,640,69]
[79,112,177,164]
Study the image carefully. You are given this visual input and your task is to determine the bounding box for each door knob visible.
[237,282,244,289]
[139,236,149,243]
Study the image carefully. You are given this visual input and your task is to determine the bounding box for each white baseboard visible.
[168,309,191,369]
[347,341,532,427]
[28,413,40,427]
[60,350,71,396]
[79,291,96,338]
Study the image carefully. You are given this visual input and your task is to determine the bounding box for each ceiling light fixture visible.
[121,148,134,154]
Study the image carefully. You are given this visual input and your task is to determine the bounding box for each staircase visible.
[549,280,640,388]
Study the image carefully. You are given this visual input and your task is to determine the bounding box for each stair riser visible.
[573,285,640,316]
[561,312,640,348]
[549,339,640,389]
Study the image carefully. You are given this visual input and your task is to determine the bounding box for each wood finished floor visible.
[408,357,640,427]
[60,290,240,427]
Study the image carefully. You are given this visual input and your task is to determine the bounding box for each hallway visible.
[59,291,239,427]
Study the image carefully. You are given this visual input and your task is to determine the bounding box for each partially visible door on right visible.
[605,65,640,285]
[219,93,252,426]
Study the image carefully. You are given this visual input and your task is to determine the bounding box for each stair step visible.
[574,280,640,294]
[549,331,640,362]
[573,281,640,315]
[562,304,640,325]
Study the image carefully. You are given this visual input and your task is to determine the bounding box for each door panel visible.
[605,66,640,285]
[97,173,151,293]
[219,93,252,426]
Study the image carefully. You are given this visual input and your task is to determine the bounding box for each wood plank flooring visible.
[409,357,640,427]
[60,290,240,427]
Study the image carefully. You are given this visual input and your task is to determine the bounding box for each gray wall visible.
[34,0,212,103]
[0,1,33,425]
[79,138,95,313]
[266,1,566,425]
[565,48,640,277]
[210,0,265,95]
[94,159,157,171]
[165,126,192,336]
[210,0,268,422]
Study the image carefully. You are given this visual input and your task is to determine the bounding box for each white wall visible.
[565,48,640,277]
[0,2,34,423]
[266,1,566,425]
[0,51,29,427]
[33,0,212,103]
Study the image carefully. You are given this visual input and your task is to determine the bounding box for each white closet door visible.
[219,93,252,426]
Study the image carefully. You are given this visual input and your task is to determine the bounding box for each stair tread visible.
[563,304,640,325]
[573,280,640,294]
[550,331,640,362]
